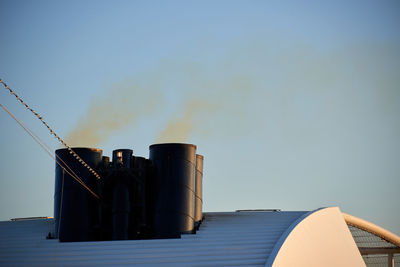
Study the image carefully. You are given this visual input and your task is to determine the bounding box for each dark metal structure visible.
[194,154,204,227]
[112,149,133,168]
[54,147,103,242]
[53,143,204,242]
[149,143,197,238]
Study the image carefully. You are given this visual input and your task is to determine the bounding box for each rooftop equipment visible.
[149,143,197,238]
[53,143,204,242]
[194,154,204,228]
[54,148,103,242]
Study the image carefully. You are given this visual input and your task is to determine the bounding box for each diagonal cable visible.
[0,102,99,199]
[0,79,101,180]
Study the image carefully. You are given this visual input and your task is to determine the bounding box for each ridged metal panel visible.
[0,211,305,266]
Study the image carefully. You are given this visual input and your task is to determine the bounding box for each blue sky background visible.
[1,0,399,235]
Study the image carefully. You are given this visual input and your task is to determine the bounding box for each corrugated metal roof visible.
[0,211,306,266]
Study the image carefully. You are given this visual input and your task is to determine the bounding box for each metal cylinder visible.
[54,147,102,242]
[112,181,130,240]
[149,143,196,238]
[102,156,110,163]
[112,149,133,168]
[194,154,204,224]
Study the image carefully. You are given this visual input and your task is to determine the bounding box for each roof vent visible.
[236,209,281,212]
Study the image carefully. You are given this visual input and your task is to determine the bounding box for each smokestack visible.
[112,149,133,168]
[149,143,197,238]
[53,143,204,242]
[195,154,204,226]
[54,147,103,242]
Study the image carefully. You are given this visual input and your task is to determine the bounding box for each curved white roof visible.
[268,207,365,267]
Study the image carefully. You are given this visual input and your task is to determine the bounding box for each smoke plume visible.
[155,99,216,143]
[65,80,162,147]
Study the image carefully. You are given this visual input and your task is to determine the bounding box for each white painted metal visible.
[268,207,366,267]
[0,211,305,266]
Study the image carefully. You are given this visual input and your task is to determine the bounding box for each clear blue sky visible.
[1,0,399,235]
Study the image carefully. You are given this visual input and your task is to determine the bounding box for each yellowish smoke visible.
[65,79,162,147]
[155,99,216,143]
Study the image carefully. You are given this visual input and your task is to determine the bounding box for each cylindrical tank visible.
[112,149,133,168]
[112,181,130,240]
[194,154,204,224]
[149,143,196,238]
[102,156,110,163]
[54,147,102,242]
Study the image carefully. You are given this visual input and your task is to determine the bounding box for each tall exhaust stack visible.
[53,143,204,242]
[149,143,197,238]
[54,147,102,242]
[195,154,204,226]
